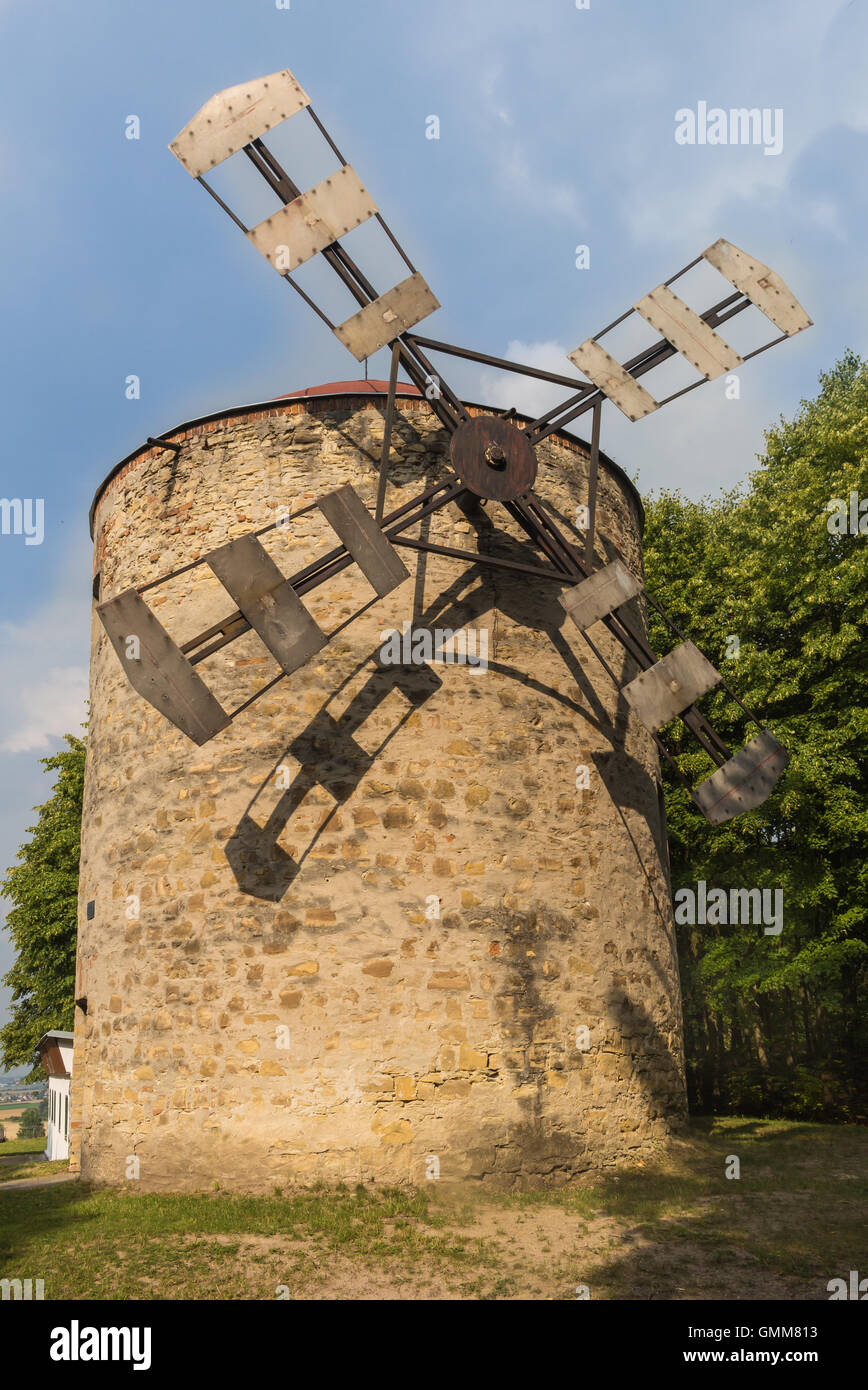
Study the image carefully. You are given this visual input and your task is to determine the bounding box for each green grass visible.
[0,1180,498,1299]
[479,1116,868,1298]
[0,1159,67,1183]
[0,1137,48,1156]
[0,1118,864,1300]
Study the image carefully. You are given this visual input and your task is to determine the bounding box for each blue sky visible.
[1,0,866,1029]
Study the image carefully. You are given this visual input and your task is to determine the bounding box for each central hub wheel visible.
[450,416,538,501]
[484,442,507,469]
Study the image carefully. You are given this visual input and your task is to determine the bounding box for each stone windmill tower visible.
[69,70,810,1190]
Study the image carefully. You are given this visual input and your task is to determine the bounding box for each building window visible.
[63,1094,68,1141]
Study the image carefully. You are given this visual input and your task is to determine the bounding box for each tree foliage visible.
[0,736,86,1074]
[642,352,868,1120]
[17,1105,45,1139]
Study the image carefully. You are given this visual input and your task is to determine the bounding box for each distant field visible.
[0,1104,42,1140]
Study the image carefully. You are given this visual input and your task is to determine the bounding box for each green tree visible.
[17,1105,45,1139]
[643,352,868,1121]
[1,735,86,1074]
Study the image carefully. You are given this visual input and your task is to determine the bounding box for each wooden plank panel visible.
[170,69,310,178]
[98,590,230,745]
[318,485,410,597]
[246,166,378,272]
[334,274,440,361]
[634,284,742,379]
[703,239,812,337]
[567,340,659,421]
[206,534,327,675]
[622,641,720,732]
[692,729,789,825]
[561,560,642,631]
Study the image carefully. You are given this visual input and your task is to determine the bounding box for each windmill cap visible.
[274,379,423,399]
[89,382,643,537]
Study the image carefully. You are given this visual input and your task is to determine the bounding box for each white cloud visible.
[493,141,585,224]
[619,0,868,252]
[0,665,88,754]
[478,59,513,126]
[601,379,776,499]
[0,557,90,754]
[803,197,847,241]
[479,339,578,419]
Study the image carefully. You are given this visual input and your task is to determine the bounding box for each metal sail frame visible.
[96,68,813,822]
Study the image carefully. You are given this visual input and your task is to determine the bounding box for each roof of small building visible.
[34,1031,74,1079]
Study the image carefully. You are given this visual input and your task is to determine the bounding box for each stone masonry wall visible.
[70,393,687,1191]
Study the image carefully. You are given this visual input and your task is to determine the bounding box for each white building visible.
[34,1031,73,1160]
